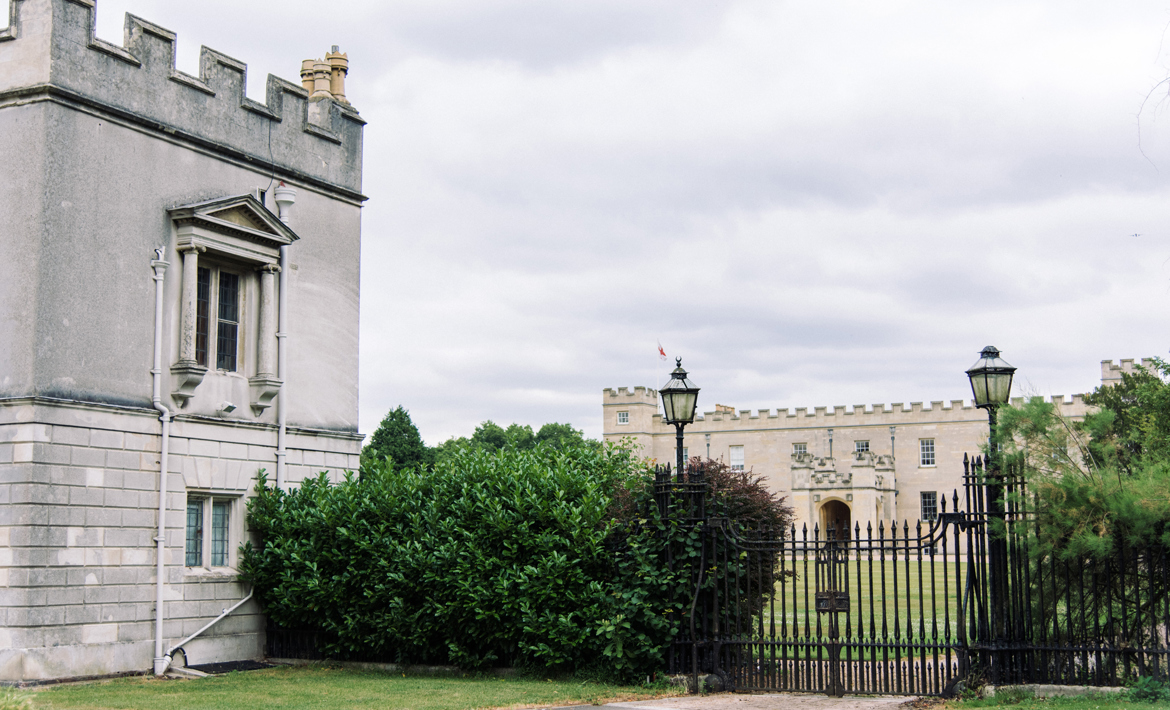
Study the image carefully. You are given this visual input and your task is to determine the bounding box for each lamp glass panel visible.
[662,393,678,422]
[969,373,991,407]
[677,392,697,423]
[987,372,1013,405]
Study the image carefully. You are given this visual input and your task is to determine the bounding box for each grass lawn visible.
[768,559,963,637]
[27,665,685,710]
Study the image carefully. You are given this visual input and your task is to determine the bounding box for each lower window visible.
[185,496,235,567]
[920,491,938,522]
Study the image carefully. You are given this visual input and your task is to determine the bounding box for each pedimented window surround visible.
[168,195,298,415]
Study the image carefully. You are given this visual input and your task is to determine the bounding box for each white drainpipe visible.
[273,184,295,489]
[150,249,172,676]
[161,588,253,670]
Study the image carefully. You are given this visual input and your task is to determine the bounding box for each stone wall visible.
[0,399,360,681]
[603,379,1100,530]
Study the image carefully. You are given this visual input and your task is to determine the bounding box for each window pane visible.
[855,440,869,453]
[186,500,203,567]
[920,439,935,466]
[730,445,744,471]
[196,267,210,367]
[216,272,239,371]
[617,411,628,424]
[211,501,230,566]
[921,491,938,521]
[793,442,807,456]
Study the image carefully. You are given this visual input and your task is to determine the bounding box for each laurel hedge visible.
[239,442,687,678]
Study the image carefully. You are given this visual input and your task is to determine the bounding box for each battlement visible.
[1101,358,1157,386]
[602,386,658,405]
[0,0,364,197]
[602,388,1093,432]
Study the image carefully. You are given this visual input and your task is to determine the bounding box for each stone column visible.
[257,264,280,377]
[170,245,207,407]
[178,245,202,363]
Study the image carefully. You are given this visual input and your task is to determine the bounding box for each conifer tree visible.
[362,406,432,471]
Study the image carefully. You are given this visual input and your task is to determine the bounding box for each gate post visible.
[985,409,1009,685]
[816,529,848,698]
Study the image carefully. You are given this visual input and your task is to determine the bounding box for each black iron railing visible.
[663,454,1170,695]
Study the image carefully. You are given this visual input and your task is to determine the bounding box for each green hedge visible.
[240,442,687,678]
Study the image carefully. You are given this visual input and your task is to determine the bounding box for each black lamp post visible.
[660,357,700,476]
[966,345,1016,457]
[965,345,1016,667]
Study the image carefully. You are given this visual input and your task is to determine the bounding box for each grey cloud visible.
[84,0,1170,445]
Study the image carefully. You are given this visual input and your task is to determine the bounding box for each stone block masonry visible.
[0,399,361,681]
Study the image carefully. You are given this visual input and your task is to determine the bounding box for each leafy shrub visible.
[241,442,684,679]
[1130,675,1170,702]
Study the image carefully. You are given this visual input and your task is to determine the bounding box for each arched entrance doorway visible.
[819,499,851,541]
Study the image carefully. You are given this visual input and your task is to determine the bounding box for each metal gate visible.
[657,455,1016,696]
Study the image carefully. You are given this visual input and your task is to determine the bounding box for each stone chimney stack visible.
[300,59,316,93]
[326,46,349,104]
[299,48,349,103]
[311,60,332,98]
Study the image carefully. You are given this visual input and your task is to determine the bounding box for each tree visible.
[997,358,1170,557]
[362,406,432,471]
[1082,361,1170,475]
[433,420,597,459]
[535,422,591,451]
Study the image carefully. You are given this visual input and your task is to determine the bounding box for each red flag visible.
[657,341,667,361]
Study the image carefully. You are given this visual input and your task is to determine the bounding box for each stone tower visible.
[0,0,365,680]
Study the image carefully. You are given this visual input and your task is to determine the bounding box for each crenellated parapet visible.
[0,0,364,198]
[791,451,895,492]
[1101,358,1157,387]
[602,386,659,404]
[627,393,1092,432]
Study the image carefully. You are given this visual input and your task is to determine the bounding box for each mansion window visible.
[730,445,745,471]
[920,438,935,466]
[186,496,235,568]
[920,491,938,522]
[196,266,241,372]
[168,194,297,413]
[793,442,807,456]
[854,440,869,453]
[616,411,629,424]
[683,447,689,460]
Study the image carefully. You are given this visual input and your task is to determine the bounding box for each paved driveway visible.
[558,695,921,710]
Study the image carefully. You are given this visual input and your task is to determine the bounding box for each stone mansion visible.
[1,0,364,681]
[602,359,1146,537]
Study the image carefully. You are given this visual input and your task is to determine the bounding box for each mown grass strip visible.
[31,665,683,710]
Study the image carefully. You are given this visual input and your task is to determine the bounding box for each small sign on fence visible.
[814,590,849,613]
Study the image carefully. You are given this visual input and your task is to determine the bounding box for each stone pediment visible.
[169,195,299,265]
[210,205,272,233]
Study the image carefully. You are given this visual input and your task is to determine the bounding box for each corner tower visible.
[0,0,365,681]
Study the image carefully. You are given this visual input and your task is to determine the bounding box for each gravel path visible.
[552,694,922,710]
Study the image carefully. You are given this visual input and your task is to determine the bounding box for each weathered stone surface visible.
[0,0,364,681]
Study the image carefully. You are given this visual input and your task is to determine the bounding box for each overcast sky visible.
[93,0,1170,444]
